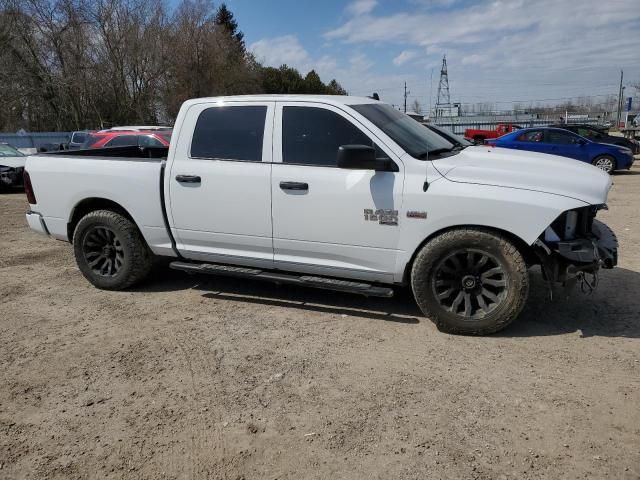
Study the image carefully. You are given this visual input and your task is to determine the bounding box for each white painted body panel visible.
[270,101,403,282]
[25,95,613,285]
[165,100,275,267]
[24,155,176,256]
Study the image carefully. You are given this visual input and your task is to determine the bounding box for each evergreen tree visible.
[327,79,347,95]
[214,3,244,47]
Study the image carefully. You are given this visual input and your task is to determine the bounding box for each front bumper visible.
[536,219,617,291]
[26,211,50,236]
[555,219,617,269]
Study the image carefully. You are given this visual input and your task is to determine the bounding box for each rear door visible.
[167,101,275,268]
[270,102,403,282]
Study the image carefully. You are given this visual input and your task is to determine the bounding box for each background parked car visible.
[486,127,634,174]
[0,143,26,189]
[67,130,92,149]
[550,123,640,154]
[81,130,172,149]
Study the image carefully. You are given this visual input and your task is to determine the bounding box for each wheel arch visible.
[401,224,535,285]
[67,197,136,242]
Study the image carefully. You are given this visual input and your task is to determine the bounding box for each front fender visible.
[395,177,588,281]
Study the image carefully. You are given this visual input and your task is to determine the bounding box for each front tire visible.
[592,155,616,174]
[411,228,529,335]
[72,210,152,290]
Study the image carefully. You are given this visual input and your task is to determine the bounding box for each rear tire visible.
[72,210,152,290]
[473,136,486,145]
[592,155,616,174]
[411,228,529,335]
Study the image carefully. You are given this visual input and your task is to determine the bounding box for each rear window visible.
[158,131,172,143]
[191,106,267,161]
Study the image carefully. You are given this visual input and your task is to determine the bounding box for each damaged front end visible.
[0,165,24,188]
[533,205,618,296]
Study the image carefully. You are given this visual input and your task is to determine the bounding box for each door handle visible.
[280,181,308,191]
[176,175,201,184]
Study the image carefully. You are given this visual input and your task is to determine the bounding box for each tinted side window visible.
[71,132,87,144]
[282,106,375,166]
[516,130,543,142]
[547,130,578,144]
[191,106,267,161]
[138,135,164,147]
[106,135,138,147]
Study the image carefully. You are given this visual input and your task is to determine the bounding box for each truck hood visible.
[433,146,612,205]
[0,156,27,169]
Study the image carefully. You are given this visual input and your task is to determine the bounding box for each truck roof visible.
[180,95,380,108]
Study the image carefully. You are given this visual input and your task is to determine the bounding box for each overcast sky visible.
[225,0,640,110]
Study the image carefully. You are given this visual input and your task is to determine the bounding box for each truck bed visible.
[26,146,176,257]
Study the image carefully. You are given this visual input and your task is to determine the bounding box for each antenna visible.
[435,55,453,122]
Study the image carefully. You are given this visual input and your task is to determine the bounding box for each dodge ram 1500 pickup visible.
[24,95,618,335]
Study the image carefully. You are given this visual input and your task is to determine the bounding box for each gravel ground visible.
[1,166,639,480]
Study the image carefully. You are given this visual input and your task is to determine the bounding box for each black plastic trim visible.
[159,161,182,259]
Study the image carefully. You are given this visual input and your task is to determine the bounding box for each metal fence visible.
[0,132,70,151]
[431,119,602,136]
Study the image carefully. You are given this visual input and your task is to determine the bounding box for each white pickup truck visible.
[24,95,618,335]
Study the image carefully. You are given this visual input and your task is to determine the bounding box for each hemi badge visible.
[407,211,427,219]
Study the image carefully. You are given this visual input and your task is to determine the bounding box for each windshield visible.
[0,144,24,157]
[427,124,472,147]
[350,103,455,158]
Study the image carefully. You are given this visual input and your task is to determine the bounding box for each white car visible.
[0,143,26,189]
[23,95,617,335]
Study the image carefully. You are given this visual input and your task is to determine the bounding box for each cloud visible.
[249,35,310,68]
[323,0,640,107]
[461,54,486,66]
[249,35,345,85]
[393,50,419,66]
[347,0,377,16]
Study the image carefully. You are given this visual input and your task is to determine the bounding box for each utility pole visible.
[616,69,624,127]
[404,82,409,113]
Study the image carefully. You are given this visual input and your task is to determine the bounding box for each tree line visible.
[0,0,347,132]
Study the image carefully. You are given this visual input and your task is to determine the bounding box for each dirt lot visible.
[1,168,639,480]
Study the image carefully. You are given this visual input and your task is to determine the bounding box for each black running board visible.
[169,261,394,298]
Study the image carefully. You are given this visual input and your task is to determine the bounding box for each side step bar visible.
[169,261,394,298]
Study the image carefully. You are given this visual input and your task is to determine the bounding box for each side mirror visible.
[337,144,393,171]
[576,138,587,146]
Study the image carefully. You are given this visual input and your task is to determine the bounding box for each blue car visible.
[487,127,634,174]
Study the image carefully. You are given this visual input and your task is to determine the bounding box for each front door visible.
[167,101,275,268]
[271,102,403,282]
[544,129,587,160]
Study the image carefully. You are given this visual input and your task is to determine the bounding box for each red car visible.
[82,130,172,149]
[464,123,521,144]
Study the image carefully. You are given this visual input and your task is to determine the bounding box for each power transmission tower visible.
[435,55,453,121]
